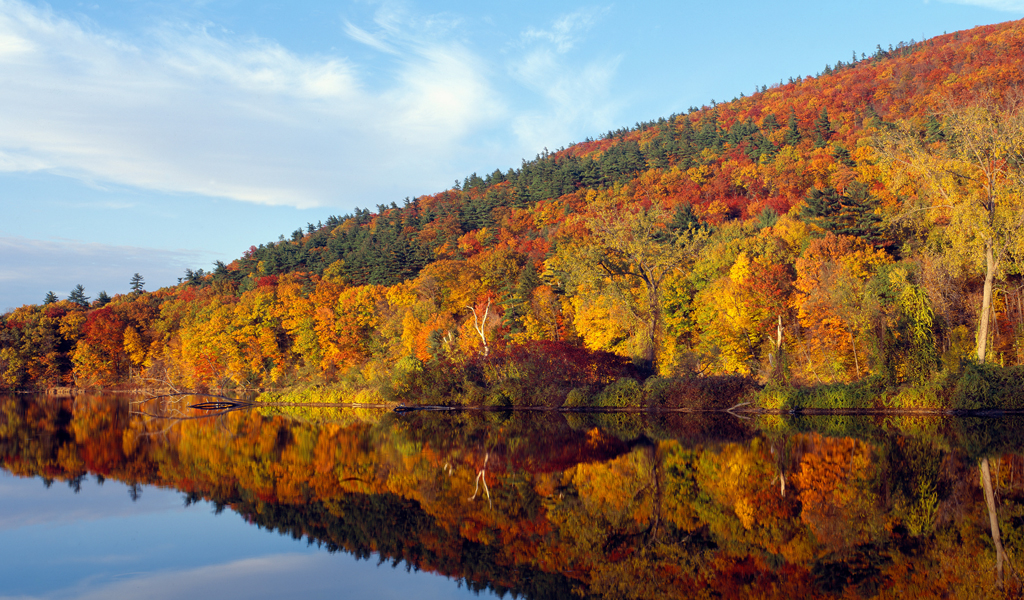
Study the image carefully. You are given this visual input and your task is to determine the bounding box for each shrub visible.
[592,377,643,408]
[756,384,796,411]
[562,388,591,408]
[883,380,943,410]
[949,362,1024,410]
[645,375,757,410]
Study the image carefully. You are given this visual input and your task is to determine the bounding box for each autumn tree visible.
[878,97,1024,362]
[692,232,795,377]
[555,193,708,370]
[794,234,893,382]
[72,307,128,385]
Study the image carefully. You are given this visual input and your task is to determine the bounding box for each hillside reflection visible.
[2,394,1023,599]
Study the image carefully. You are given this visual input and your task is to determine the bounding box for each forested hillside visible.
[5,20,1024,402]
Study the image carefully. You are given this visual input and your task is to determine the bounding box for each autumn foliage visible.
[7,20,1024,399]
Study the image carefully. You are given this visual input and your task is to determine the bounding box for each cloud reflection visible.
[0,472,182,531]
[32,553,484,600]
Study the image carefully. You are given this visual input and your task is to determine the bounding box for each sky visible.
[2,0,1023,311]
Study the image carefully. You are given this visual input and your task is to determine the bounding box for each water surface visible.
[2,394,1022,599]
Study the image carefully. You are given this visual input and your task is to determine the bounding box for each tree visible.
[43,291,58,305]
[556,193,708,370]
[794,234,893,382]
[814,107,834,147]
[878,98,1024,363]
[800,182,885,246]
[784,111,802,147]
[693,241,794,377]
[95,291,111,307]
[130,273,145,294]
[68,285,89,307]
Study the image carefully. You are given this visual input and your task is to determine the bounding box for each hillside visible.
[5,19,1024,405]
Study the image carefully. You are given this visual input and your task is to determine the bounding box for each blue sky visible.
[1,0,1022,310]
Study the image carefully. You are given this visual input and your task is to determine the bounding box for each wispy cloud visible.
[521,8,606,53]
[509,7,622,151]
[0,473,182,531]
[0,0,504,209]
[939,0,1024,11]
[344,20,398,55]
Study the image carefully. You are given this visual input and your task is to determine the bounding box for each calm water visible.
[1,394,1023,599]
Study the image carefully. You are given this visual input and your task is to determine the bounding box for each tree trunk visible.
[643,281,660,371]
[977,241,996,363]
[981,457,1006,587]
[467,300,491,357]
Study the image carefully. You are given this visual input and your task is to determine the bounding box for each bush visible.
[562,388,591,408]
[756,384,796,411]
[592,377,643,408]
[882,380,943,410]
[753,380,878,411]
[645,375,757,410]
[949,362,1024,410]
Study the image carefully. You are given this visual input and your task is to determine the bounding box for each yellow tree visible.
[878,98,1024,362]
[556,192,708,370]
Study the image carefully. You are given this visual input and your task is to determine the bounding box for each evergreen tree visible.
[696,110,722,151]
[814,107,834,147]
[504,262,541,333]
[832,144,856,167]
[784,111,802,146]
[756,132,777,160]
[924,115,944,143]
[95,291,111,306]
[43,291,58,305]
[130,273,145,294]
[754,207,780,230]
[800,182,885,246]
[68,284,89,307]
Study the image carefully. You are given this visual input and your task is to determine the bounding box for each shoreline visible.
[17,388,1024,417]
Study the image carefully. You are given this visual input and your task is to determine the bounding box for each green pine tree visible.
[832,144,856,167]
[800,182,885,246]
[784,111,802,146]
[68,284,89,307]
[814,107,833,147]
[130,273,145,294]
[924,115,944,143]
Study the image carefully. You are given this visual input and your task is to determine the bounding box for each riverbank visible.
[253,358,1024,415]
[26,358,1024,415]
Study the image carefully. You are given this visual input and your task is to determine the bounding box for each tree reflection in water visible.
[1,394,1022,599]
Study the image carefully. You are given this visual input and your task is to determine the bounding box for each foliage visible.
[948,361,1024,410]
[876,96,1024,363]
[754,381,880,411]
[7,21,1024,407]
